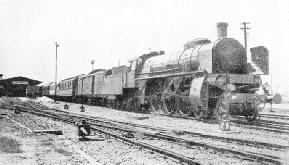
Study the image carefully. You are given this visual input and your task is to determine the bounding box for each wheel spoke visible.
[245,101,259,122]
[178,99,193,117]
[150,96,162,112]
[192,106,206,119]
[214,100,226,121]
[162,96,176,115]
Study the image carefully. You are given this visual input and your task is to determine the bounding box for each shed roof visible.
[0,76,42,86]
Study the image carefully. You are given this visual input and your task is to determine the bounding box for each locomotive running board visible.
[136,70,205,80]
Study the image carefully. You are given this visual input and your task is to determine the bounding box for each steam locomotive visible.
[41,22,268,121]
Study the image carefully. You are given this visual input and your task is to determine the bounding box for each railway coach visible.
[57,75,83,102]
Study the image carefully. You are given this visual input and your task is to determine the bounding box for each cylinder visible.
[217,22,228,38]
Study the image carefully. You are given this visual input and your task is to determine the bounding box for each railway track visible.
[5,102,289,135]
[260,113,289,120]
[158,112,289,135]
[229,115,289,135]
[2,104,200,164]
[2,103,286,165]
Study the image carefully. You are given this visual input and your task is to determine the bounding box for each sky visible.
[1,0,289,99]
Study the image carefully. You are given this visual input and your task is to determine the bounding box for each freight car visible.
[43,22,268,121]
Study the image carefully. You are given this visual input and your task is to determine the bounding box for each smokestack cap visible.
[217,22,229,38]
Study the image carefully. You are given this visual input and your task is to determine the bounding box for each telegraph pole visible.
[54,42,59,102]
[91,60,95,71]
[240,22,250,56]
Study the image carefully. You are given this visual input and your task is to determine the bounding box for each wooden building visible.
[0,76,42,97]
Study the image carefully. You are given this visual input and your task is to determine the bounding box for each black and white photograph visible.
[0,0,289,164]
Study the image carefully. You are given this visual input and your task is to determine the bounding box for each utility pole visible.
[91,60,95,71]
[240,22,250,56]
[54,42,59,102]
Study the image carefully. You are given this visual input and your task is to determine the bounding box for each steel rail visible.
[83,119,283,165]
[260,113,289,118]
[66,111,288,151]
[28,109,282,165]
[5,104,289,150]
[88,125,201,165]
[158,112,289,135]
[79,114,289,151]
[5,104,284,165]
[6,105,200,165]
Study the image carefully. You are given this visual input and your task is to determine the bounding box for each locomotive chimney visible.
[217,22,228,38]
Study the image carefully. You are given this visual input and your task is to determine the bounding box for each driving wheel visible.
[192,106,204,119]
[178,98,193,117]
[162,96,176,115]
[150,96,162,113]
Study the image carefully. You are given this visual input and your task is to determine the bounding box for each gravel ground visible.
[0,102,181,165]
[0,110,89,165]
[42,100,289,146]
[1,97,289,164]
[40,98,289,164]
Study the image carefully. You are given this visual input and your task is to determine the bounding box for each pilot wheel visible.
[245,98,259,122]
[244,110,258,122]
[214,100,226,121]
